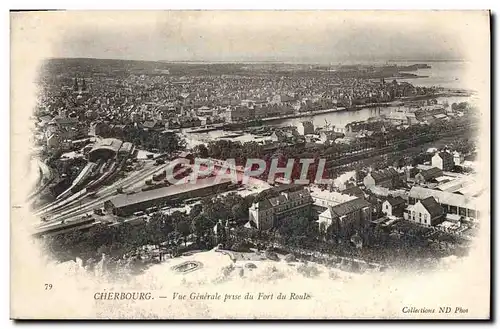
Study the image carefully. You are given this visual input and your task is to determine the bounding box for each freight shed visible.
[104,177,234,217]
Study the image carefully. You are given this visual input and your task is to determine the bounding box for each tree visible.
[190,204,203,218]
[190,213,213,245]
[175,220,192,246]
[231,203,245,221]
[278,215,318,245]
[193,144,209,158]
[144,213,174,260]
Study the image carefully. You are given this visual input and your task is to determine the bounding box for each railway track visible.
[39,161,175,224]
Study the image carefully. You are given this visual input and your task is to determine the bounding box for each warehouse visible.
[118,142,135,158]
[408,186,480,220]
[104,177,233,217]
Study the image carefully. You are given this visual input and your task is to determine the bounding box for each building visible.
[223,106,253,123]
[453,151,465,166]
[317,197,372,239]
[363,168,402,188]
[88,138,123,162]
[142,120,163,131]
[51,116,79,129]
[271,94,295,105]
[414,167,443,184]
[381,196,406,217]
[296,121,314,135]
[310,188,357,213]
[408,186,480,220]
[333,126,346,134]
[319,130,344,144]
[269,129,300,143]
[248,185,313,231]
[385,111,418,126]
[455,182,485,197]
[130,112,141,123]
[104,177,233,217]
[89,121,110,137]
[46,133,60,149]
[407,196,443,226]
[342,186,366,199]
[117,142,135,158]
[435,177,474,193]
[432,151,455,171]
[345,120,386,136]
[45,117,81,141]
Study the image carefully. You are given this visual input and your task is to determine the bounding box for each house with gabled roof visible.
[248,185,313,231]
[363,167,403,188]
[381,196,406,217]
[317,197,372,239]
[414,167,443,184]
[408,186,480,220]
[432,151,455,171]
[407,196,444,226]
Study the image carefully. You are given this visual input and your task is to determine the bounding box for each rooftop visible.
[434,151,454,160]
[90,138,123,154]
[418,167,442,180]
[342,186,365,199]
[419,196,443,218]
[310,187,357,205]
[320,197,371,219]
[385,196,405,207]
[368,167,400,183]
[409,186,479,210]
[107,177,233,209]
[255,186,312,210]
[435,177,474,193]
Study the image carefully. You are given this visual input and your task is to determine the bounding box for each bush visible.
[297,264,321,278]
[222,264,235,277]
[264,251,280,261]
[245,262,257,269]
[229,241,252,252]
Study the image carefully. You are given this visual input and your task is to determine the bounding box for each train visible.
[86,157,125,192]
[33,217,97,237]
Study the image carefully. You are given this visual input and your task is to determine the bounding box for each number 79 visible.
[44,284,52,290]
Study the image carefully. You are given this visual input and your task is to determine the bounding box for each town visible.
[27,58,482,275]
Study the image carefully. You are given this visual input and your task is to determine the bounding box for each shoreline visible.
[223,91,473,127]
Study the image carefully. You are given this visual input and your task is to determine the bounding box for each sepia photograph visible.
[10,10,491,319]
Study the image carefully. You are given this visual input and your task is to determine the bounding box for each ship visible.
[218,131,244,139]
[184,124,224,133]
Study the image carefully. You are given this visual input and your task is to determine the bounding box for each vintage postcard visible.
[10,10,491,319]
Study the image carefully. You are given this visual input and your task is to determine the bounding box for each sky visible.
[17,11,489,64]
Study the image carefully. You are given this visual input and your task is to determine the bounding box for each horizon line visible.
[44,56,467,65]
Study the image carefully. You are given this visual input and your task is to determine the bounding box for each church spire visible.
[73,77,79,91]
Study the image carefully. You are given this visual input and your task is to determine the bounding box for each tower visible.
[73,77,79,92]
